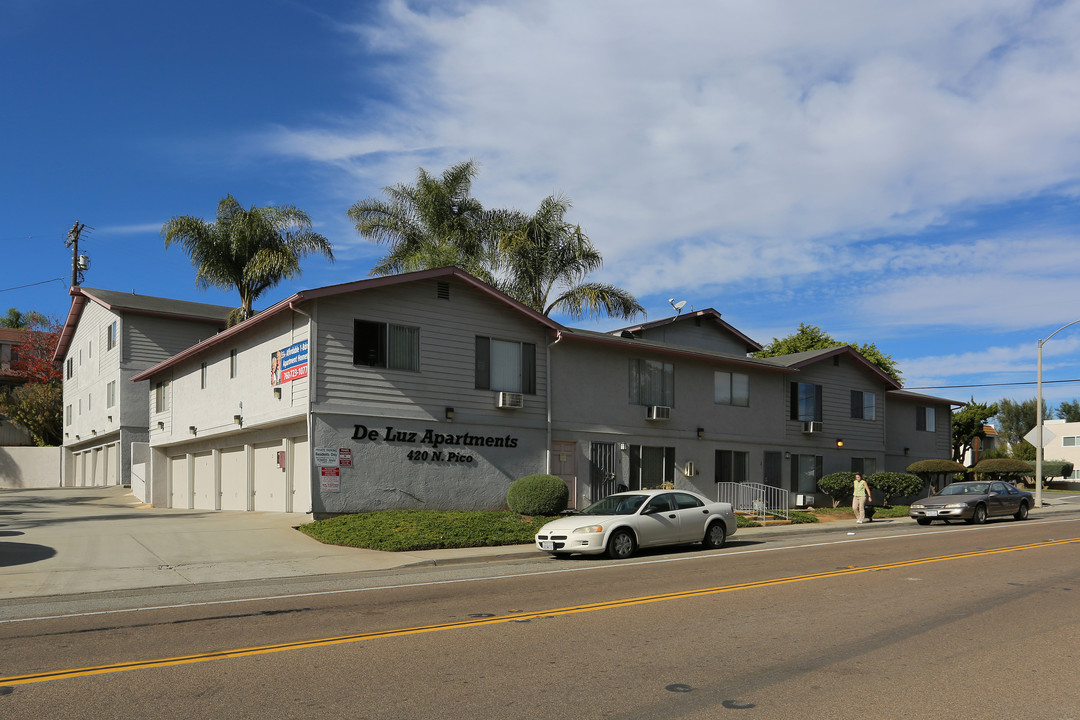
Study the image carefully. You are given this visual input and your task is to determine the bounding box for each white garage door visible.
[169,455,190,509]
[192,451,216,510]
[220,447,248,511]
[253,441,287,512]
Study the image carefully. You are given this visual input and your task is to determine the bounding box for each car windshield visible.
[939,483,989,496]
[580,494,648,515]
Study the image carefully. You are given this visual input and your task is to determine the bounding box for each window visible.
[229,349,237,379]
[790,382,822,422]
[851,457,877,475]
[155,381,170,413]
[106,381,116,408]
[716,449,749,483]
[354,320,420,372]
[715,371,749,406]
[1064,436,1078,447]
[628,445,676,490]
[629,358,674,406]
[851,390,876,420]
[916,406,936,432]
[200,362,207,389]
[792,454,823,494]
[66,357,74,379]
[87,341,92,359]
[107,321,117,351]
[65,405,72,426]
[475,336,536,393]
[87,393,91,411]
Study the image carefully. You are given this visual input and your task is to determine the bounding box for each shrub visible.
[506,474,569,516]
[867,472,923,505]
[818,472,857,507]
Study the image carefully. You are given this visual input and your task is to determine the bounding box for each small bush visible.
[818,472,858,507]
[506,474,569,516]
[867,472,923,505]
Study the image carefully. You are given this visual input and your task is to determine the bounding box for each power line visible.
[906,378,1080,390]
[0,277,69,293]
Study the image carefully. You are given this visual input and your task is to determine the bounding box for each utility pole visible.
[65,222,89,286]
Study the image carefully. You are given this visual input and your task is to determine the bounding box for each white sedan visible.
[535,489,738,559]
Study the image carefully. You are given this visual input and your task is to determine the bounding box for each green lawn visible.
[298,510,558,552]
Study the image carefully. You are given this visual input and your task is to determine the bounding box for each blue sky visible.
[4,0,1080,409]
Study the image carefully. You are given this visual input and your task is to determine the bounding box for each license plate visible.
[540,541,554,551]
[926,510,938,517]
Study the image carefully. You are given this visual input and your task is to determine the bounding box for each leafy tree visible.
[0,308,45,329]
[752,323,902,383]
[817,471,857,507]
[906,459,968,493]
[0,316,62,445]
[351,160,644,321]
[495,193,644,320]
[951,398,999,464]
[163,195,334,323]
[1056,399,1080,422]
[994,398,1051,447]
[347,160,495,281]
[972,458,1032,482]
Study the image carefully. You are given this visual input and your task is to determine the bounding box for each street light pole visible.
[1035,319,1080,508]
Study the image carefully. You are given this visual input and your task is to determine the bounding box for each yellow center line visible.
[3,536,1077,687]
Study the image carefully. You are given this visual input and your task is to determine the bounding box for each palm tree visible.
[162,195,334,323]
[496,193,644,320]
[347,160,495,282]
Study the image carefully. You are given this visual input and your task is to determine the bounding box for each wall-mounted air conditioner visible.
[795,494,815,507]
[496,391,524,409]
[802,421,823,434]
[646,405,671,420]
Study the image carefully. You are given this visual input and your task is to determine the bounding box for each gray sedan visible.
[909,481,1033,525]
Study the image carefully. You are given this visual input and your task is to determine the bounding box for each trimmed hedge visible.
[818,471,858,507]
[506,474,569,516]
[866,472,922,505]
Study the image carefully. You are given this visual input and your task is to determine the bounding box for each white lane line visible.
[3,515,1078,626]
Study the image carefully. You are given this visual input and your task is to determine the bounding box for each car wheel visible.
[916,518,932,526]
[702,522,727,549]
[1014,501,1030,521]
[606,529,636,559]
[967,504,987,524]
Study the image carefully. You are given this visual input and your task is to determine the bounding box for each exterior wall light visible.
[836,439,844,448]
[273,387,282,399]
[445,407,454,421]
[189,426,197,436]
[697,427,705,440]
[157,422,165,430]
[234,415,243,426]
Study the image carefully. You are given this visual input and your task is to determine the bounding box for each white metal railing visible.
[716,482,790,521]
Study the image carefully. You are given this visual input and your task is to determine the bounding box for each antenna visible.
[668,298,687,317]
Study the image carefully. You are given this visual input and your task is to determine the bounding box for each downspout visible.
[546,330,564,474]
[290,301,315,514]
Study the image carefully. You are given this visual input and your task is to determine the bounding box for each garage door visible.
[192,451,216,510]
[253,441,287,512]
[291,436,310,513]
[220,447,248,511]
[169,455,190,509]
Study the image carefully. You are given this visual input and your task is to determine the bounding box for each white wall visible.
[0,446,62,488]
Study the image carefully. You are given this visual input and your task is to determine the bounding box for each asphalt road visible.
[2,514,1079,719]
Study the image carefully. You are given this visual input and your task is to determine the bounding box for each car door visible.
[988,482,1017,516]
[637,493,679,546]
[671,492,711,542]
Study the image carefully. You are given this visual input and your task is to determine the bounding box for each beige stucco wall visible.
[0,446,62,488]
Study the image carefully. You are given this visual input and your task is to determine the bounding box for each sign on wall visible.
[271,340,309,386]
[320,466,340,492]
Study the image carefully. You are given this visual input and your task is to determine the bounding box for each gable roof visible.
[53,286,234,362]
[886,389,966,406]
[762,345,903,389]
[614,308,763,353]
[131,267,562,382]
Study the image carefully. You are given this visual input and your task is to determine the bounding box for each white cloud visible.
[254,0,1080,334]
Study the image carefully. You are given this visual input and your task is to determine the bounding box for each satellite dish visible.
[669,298,687,316]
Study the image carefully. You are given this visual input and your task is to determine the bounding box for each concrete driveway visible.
[0,486,516,600]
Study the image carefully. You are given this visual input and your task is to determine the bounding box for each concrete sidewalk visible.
[2,486,1078,601]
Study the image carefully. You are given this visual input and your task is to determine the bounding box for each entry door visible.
[589,442,618,502]
[763,451,783,488]
[551,441,578,509]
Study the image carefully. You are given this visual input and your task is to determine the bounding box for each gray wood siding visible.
[637,322,750,355]
[124,316,223,369]
[784,357,888,451]
[313,279,548,420]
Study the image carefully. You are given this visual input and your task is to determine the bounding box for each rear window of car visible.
[673,492,704,510]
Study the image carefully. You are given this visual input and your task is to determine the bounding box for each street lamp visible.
[1036,319,1080,508]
